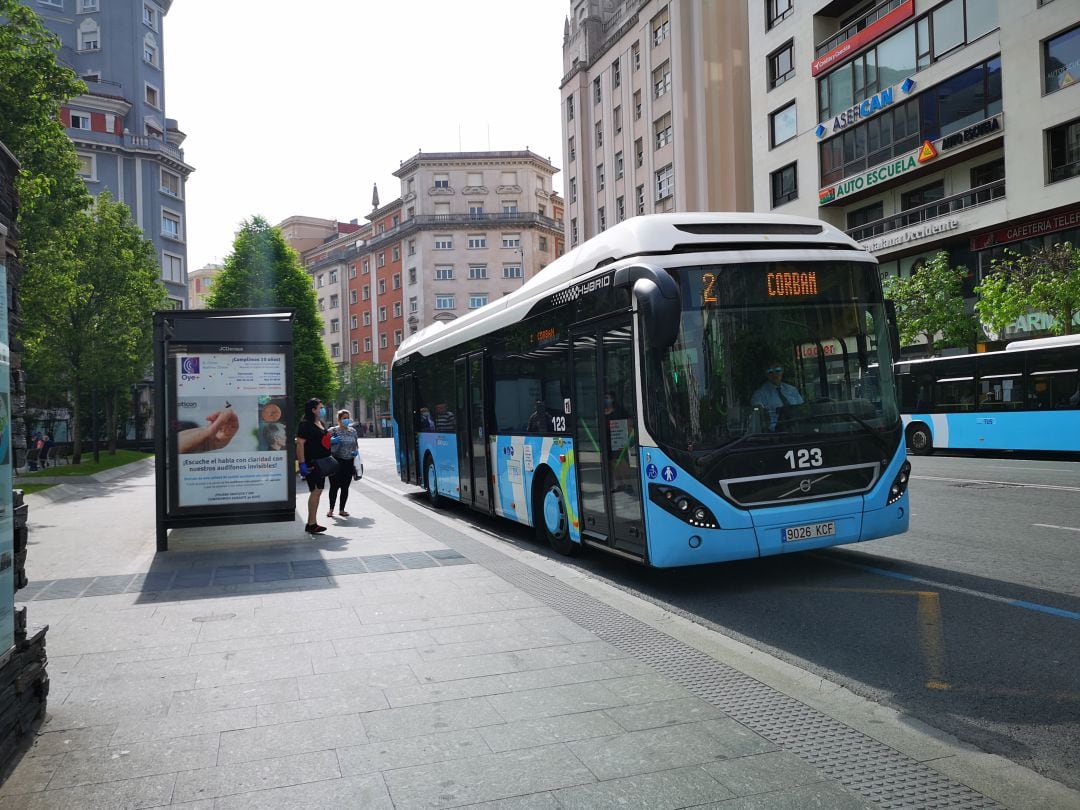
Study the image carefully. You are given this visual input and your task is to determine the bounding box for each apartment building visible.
[750,0,1080,343]
[26,0,195,306]
[560,0,753,246]
[186,262,221,309]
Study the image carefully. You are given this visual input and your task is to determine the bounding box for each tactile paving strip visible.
[373,490,1000,810]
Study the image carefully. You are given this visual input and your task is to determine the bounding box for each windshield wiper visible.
[694,430,771,470]
[780,411,890,453]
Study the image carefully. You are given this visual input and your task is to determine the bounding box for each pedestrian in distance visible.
[295,397,332,534]
[326,409,361,518]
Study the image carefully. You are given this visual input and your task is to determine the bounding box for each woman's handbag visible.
[313,456,339,477]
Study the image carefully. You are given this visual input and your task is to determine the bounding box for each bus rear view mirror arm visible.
[614,264,681,349]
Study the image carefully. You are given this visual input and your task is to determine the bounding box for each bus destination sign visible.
[700,270,820,304]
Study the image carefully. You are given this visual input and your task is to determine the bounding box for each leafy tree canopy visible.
[976,242,1080,338]
[883,251,976,356]
[207,216,334,416]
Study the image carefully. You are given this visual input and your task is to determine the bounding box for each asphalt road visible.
[360,440,1080,790]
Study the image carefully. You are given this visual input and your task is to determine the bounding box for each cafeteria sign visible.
[819,141,936,204]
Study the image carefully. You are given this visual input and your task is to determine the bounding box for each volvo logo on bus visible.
[799,479,813,493]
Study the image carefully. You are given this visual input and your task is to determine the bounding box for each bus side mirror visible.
[614,264,681,349]
[884,299,901,359]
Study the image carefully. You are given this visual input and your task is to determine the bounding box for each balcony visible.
[847,180,1005,243]
[815,0,908,58]
[361,211,564,252]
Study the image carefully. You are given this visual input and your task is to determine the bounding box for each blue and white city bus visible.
[391,214,910,567]
[897,334,1080,455]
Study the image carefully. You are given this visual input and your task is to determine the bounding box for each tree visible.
[976,242,1080,338]
[207,217,334,416]
[883,251,976,356]
[21,192,167,462]
[348,361,390,436]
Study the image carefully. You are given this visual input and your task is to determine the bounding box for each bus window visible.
[491,344,570,433]
[930,356,975,411]
[976,353,1023,410]
[1027,348,1080,410]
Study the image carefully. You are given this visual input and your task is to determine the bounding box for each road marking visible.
[820,556,1080,622]
[794,586,949,689]
[912,475,1080,493]
[1033,523,1080,533]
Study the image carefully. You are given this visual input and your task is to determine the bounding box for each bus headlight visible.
[649,484,719,529]
[887,461,912,505]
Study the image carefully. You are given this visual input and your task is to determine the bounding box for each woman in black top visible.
[296,397,332,534]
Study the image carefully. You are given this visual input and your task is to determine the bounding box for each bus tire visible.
[535,471,578,556]
[424,455,446,508]
[907,423,933,455]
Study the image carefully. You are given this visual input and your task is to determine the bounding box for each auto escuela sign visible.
[818,114,1003,205]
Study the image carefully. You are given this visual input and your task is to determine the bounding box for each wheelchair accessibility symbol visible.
[646,464,659,480]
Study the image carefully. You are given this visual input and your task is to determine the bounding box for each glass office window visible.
[1045,25,1080,95]
[932,0,964,58]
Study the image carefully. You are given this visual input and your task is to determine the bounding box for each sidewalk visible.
[1,442,1076,809]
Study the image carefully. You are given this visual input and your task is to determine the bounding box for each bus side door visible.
[393,372,417,484]
[572,320,646,559]
[456,352,491,513]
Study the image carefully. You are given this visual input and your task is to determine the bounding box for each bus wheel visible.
[535,472,578,556]
[908,423,933,455]
[425,457,445,508]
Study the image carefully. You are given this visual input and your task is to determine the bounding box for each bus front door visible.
[572,321,646,559]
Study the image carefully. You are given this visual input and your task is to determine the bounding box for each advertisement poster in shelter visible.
[174,352,288,508]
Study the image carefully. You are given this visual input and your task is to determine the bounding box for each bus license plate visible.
[783,521,836,542]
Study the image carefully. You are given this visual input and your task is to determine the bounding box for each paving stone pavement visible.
[1,446,1076,809]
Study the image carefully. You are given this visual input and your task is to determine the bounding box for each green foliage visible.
[0,0,91,249]
[883,251,976,356]
[347,361,390,434]
[976,242,1080,337]
[207,217,334,414]
[21,193,168,460]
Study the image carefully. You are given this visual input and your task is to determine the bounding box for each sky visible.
[164,1,570,271]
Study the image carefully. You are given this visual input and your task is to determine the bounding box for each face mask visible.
[341,418,350,426]
[318,407,327,419]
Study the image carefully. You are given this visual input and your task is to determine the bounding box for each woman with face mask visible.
[295,397,332,534]
[326,409,360,518]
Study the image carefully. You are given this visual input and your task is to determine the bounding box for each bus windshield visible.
[643,261,900,453]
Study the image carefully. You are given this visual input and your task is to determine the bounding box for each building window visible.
[142,3,157,30]
[846,202,884,232]
[376,252,385,268]
[408,267,416,284]
[636,185,645,215]
[569,178,577,203]
[614,105,623,134]
[329,294,339,309]
[566,94,575,121]
[78,22,100,51]
[770,101,797,147]
[392,273,401,289]
[652,7,670,46]
[79,0,99,10]
[330,318,340,333]
[329,269,338,284]
[380,334,388,349]
[364,337,372,352]
[378,306,387,322]
[435,265,454,280]
[931,0,964,59]
[770,162,798,207]
[363,311,371,326]
[568,136,576,163]
[612,58,621,88]
[598,206,607,231]
[654,113,673,149]
[502,200,518,214]
[632,41,641,71]
[571,218,579,245]
[901,180,945,211]
[393,302,402,318]
[350,314,358,329]
[161,209,182,240]
[434,173,449,188]
[469,264,488,279]
[143,40,158,66]
[539,236,548,252]
[635,138,643,167]
[469,202,484,218]
[766,0,793,30]
[469,294,489,309]
[1045,25,1080,95]
[159,167,180,197]
[655,164,674,201]
[616,196,625,221]
[768,41,795,90]
[434,235,453,250]
[435,295,455,310]
[502,233,520,248]
[409,296,418,313]
[407,239,415,256]
[350,289,358,305]
[391,246,400,262]
[503,264,523,279]
[595,121,603,149]
[362,285,370,300]
[1048,117,1080,183]
[70,111,91,130]
[318,298,325,312]
[76,153,95,180]
[162,252,183,283]
[377,279,386,295]
[970,158,1005,189]
[351,340,359,355]
[653,61,671,98]
[394,330,403,346]
[348,265,357,279]
[362,259,369,274]
[634,90,642,120]
[593,76,602,104]
[317,274,325,289]
[615,151,624,179]
[467,234,486,249]
[597,164,605,191]
[331,343,340,359]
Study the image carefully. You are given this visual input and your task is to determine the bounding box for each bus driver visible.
[751,361,804,431]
